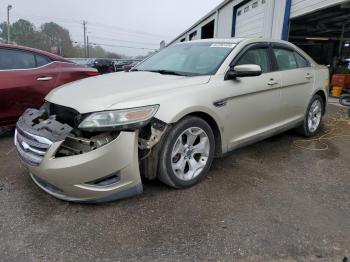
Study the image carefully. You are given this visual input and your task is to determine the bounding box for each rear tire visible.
[296,94,324,137]
[157,116,215,188]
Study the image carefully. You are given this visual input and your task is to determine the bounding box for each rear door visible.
[271,44,314,123]
[32,53,60,104]
[0,48,58,125]
[54,62,99,87]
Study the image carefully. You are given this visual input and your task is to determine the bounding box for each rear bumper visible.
[15,110,143,203]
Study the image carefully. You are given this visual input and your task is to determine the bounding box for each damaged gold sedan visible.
[15,106,143,202]
[15,38,329,202]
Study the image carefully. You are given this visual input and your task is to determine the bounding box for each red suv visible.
[0,44,99,127]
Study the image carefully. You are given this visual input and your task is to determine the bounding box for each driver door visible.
[216,43,283,150]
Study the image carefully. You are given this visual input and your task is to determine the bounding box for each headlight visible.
[79,105,159,131]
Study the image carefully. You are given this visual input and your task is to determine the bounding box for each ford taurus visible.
[14,38,329,203]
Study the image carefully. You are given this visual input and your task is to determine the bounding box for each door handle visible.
[37,76,53,81]
[267,79,278,86]
[306,73,313,79]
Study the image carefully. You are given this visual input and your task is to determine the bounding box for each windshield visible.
[136,42,236,76]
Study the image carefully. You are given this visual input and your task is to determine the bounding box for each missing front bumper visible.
[15,108,143,203]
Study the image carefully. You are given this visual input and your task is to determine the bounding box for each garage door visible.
[235,0,268,37]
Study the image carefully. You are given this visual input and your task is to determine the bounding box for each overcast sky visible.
[0,0,223,57]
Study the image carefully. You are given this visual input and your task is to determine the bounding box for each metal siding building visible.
[169,0,350,44]
[290,0,347,18]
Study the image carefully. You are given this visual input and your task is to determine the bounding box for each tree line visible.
[0,19,123,59]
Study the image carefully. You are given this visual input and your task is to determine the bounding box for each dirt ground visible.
[0,103,349,262]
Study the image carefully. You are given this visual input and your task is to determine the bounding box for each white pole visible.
[7,5,13,44]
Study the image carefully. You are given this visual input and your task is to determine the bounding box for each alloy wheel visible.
[171,127,210,181]
[308,99,322,132]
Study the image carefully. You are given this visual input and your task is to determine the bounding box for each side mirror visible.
[225,64,262,80]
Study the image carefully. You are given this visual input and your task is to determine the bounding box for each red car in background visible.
[0,44,99,127]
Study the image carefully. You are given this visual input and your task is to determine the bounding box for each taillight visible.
[85,71,100,77]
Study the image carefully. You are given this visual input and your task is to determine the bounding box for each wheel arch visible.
[180,111,223,157]
[314,89,327,115]
[156,106,225,156]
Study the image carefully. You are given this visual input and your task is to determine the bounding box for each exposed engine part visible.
[18,108,120,158]
[138,119,168,150]
[138,127,166,150]
[56,132,120,157]
[15,108,74,166]
[138,119,169,180]
[17,108,73,142]
[44,102,81,128]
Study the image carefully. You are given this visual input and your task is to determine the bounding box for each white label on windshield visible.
[210,43,236,48]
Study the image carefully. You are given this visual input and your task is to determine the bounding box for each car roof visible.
[0,43,68,62]
[179,38,247,44]
[174,38,294,46]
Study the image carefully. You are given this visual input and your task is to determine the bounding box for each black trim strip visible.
[213,100,227,108]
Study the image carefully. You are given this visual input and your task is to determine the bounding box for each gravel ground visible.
[0,104,349,262]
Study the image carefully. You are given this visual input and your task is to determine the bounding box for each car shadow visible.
[0,127,15,138]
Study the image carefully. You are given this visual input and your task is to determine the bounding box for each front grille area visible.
[15,128,52,166]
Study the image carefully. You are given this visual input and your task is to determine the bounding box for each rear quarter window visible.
[36,55,52,67]
[294,52,310,68]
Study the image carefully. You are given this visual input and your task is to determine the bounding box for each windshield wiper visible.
[147,70,188,76]
[131,69,191,76]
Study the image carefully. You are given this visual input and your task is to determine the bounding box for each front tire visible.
[296,94,324,137]
[157,116,215,188]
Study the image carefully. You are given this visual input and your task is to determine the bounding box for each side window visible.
[294,52,310,68]
[0,48,36,70]
[36,55,52,67]
[236,47,271,73]
[273,48,297,71]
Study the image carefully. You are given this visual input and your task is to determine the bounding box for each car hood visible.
[46,71,211,113]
